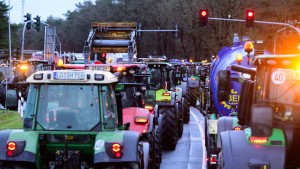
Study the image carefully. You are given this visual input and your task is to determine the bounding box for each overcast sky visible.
[6,0,95,24]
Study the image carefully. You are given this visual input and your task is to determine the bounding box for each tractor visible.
[102,63,162,169]
[0,59,51,110]
[140,57,184,150]
[218,54,300,169]
[0,69,149,169]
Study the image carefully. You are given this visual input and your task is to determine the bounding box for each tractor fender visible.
[0,129,38,163]
[217,116,239,148]
[142,142,149,169]
[154,104,159,118]
[94,131,142,163]
[177,81,187,96]
[175,87,183,101]
[147,114,155,133]
[219,130,285,169]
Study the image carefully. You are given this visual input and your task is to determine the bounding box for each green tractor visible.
[0,69,149,169]
[143,60,183,150]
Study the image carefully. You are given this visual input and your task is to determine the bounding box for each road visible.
[160,106,206,169]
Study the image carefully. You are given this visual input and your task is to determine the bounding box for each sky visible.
[6,0,95,24]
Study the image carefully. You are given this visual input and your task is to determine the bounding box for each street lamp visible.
[274,28,286,54]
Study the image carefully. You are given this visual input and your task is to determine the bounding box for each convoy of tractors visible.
[0,21,299,169]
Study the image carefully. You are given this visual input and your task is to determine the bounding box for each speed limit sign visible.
[271,70,286,85]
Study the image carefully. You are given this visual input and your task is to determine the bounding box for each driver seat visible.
[55,110,81,130]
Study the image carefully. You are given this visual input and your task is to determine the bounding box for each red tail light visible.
[112,143,122,158]
[249,136,268,144]
[7,141,16,157]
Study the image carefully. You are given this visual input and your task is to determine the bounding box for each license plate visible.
[53,72,85,80]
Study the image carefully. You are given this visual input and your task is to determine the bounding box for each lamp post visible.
[274,28,286,54]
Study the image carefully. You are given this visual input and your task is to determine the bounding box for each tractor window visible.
[24,85,38,119]
[36,84,101,131]
[101,85,117,129]
[257,65,300,122]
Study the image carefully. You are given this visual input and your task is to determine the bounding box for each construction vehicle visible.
[83,22,137,64]
[203,36,269,168]
[0,69,149,168]
[0,59,51,110]
[218,54,300,169]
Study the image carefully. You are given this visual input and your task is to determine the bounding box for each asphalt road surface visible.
[160,106,206,169]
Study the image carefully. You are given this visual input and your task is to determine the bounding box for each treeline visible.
[1,0,300,61]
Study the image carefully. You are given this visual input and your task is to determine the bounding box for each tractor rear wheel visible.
[177,102,183,138]
[183,88,190,123]
[190,87,198,107]
[160,106,178,150]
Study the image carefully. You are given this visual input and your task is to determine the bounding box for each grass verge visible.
[0,110,23,130]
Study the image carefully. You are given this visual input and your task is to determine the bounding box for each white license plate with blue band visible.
[53,72,85,80]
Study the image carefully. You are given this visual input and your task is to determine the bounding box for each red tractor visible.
[87,63,162,169]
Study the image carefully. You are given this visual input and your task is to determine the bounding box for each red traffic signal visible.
[245,10,254,28]
[199,9,208,27]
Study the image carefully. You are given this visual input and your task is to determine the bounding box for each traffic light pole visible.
[21,21,32,60]
[208,17,300,36]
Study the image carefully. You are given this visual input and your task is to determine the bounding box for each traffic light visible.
[199,9,208,27]
[24,13,31,30]
[245,10,254,28]
[33,15,41,32]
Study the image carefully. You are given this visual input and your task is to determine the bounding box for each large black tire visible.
[160,106,178,150]
[177,102,183,138]
[189,87,198,107]
[157,115,163,164]
[183,88,190,123]
[153,126,161,168]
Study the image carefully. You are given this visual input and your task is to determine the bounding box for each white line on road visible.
[190,107,207,169]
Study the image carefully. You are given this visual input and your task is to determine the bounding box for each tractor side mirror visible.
[124,122,130,130]
[237,80,254,126]
[217,70,231,101]
[251,104,273,137]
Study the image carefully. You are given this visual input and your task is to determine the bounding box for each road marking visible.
[190,108,207,169]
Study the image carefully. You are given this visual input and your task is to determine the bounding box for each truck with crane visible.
[83,22,137,64]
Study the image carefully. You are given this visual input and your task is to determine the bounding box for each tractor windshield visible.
[28,84,117,131]
[255,64,300,121]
